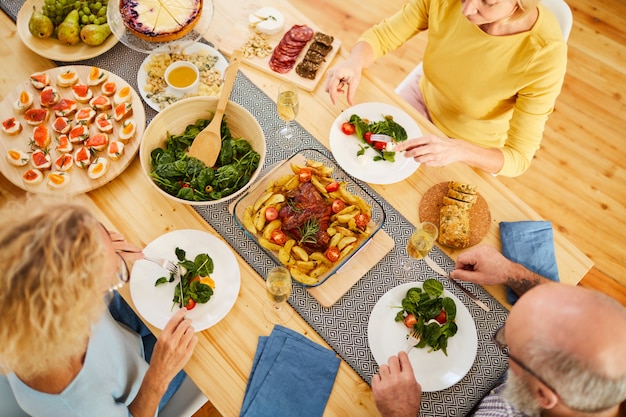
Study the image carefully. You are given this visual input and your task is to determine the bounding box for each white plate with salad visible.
[368,281,478,392]
[130,229,241,331]
[329,102,421,184]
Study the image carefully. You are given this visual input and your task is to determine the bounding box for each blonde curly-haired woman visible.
[0,195,197,416]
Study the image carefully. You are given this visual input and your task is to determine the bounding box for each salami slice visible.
[268,24,315,74]
[287,25,314,42]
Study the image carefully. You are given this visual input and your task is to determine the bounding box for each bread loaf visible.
[449,181,478,195]
[447,188,478,204]
[442,196,473,210]
[439,205,470,248]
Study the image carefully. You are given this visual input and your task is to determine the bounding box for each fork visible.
[406,328,421,352]
[144,256,180,275]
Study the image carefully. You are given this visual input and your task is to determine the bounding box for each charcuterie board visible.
[205,1,341,91]
[0,65,145,195]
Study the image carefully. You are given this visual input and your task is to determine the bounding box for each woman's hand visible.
[325,61,363,105]
[395,135,463,167]
[107,230,144,262]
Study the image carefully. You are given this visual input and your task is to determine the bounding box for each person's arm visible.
[450,245,551,296]
[371,352,422,417]
[324,41,374,105]
[128,309,197,417]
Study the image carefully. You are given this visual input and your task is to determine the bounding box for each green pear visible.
[80,23,112,46]
[57,9,80,46]
[28,7,54,39]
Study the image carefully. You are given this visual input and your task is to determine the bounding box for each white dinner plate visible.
[137,43,229,112]
[329,102,421,184]
[130,229,241,331]
[368,282,478,392]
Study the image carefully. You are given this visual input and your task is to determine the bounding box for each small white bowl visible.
[164,61,200,97]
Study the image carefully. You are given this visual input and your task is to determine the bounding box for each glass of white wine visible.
[263,266,294,323]
[402,222,439,271]
[276,83,299,149]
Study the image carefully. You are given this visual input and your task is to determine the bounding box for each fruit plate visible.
[107,0,214,54]
[0,65,145,195]
[17,0,118,62]
[231,148,386,287]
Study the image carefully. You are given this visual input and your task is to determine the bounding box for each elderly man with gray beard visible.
[372,245,626,417]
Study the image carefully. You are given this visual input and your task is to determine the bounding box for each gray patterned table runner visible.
[3,3,509,414]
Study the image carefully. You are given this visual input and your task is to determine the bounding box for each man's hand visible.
[371,351,421,417]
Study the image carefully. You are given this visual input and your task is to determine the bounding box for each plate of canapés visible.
[0,65,145,194]
[17,0,118,61]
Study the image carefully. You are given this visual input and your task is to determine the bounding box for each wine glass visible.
[263,266,294,323]
[276,83,299,149]
[402,222,439,271]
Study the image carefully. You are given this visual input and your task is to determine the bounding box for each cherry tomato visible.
[270,229,287,245]
[265,206,279,221]
[325,181,339,192]
[341,122,355,135]
[373,141,387,151]
[325,246,341,262]
[354,213,369,229]
[435,310,447,324]
[185,298,196,310]
[363,131,373,144]
[331,198,345,213]
[298,168,312,183]
[404,313,417,328]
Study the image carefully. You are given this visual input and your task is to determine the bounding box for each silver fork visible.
[406,328,421,352]
[144,256,180,275]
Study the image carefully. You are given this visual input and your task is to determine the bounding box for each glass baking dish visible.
[231,148,385,287]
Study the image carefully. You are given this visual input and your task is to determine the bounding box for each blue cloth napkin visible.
[240,325,340,417]
[499,221,560,304]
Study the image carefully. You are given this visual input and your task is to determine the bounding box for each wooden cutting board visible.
[307,230,395,308]
[204,1,341,91]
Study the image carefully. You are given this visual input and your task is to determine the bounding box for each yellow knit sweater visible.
[359,0,567,176]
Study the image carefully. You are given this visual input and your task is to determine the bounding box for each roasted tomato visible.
[298,168,312,183]
[331,198,345,213]
[354,213,369,229]
[341,122,355,135]
[270,229,287,245]
[325,181,339,192]
[325,246,341,262]
[265,206,279,221]
[404,313,417,328]
[363,131,373,144]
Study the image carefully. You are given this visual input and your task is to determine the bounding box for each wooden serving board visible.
[0,65,145,195]
[307,230,395,308]
[204,1,341,91]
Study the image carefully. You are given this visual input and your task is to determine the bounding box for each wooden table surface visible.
[0,1,593,415]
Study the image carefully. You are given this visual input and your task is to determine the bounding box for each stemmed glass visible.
[276,83,299,149]
[402,222,439,271]
[263,266,294,323]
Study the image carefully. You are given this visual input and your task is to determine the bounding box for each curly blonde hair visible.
[0,195,108,378]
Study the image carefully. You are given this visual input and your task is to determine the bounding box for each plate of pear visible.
[17,0,118,62]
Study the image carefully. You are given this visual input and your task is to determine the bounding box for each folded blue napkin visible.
[500,221,560,304]
[240,325,340,417]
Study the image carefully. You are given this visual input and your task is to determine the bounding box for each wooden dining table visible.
[0,0,593,415]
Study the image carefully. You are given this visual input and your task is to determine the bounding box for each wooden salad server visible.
[188,49,243,167]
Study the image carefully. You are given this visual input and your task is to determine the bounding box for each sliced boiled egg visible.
[31,149,52,169]
[2,117,22,135]
[74,107,96,125]
[40,86,61,107]
[56,134,73,153]
[118,119,136,141]
[107,140,125,161]
[30,71,50,89]
[95,113,114,133]
[101,81,117,96]
[71,84,93,104]
[89,95,112,111]
[68,124,90,143]
[88,66,108,86]
[54,153,74,172]
[13,91,33,113]
[22,168,44,185]
[85,132,109,151]
[57,69,79,87]
[52,116,72,134]
[47,171,71,189]
[113,85,133,106]
[73,146,92,168]
[88,157,109,179]
[7,149,30,166]
[248,7,285,35]
[31,124,51,148]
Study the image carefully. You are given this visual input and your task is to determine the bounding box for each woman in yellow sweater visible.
[325,0,567,177]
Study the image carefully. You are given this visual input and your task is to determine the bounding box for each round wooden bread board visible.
[419,181,492,248]
[0,65,145,195]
